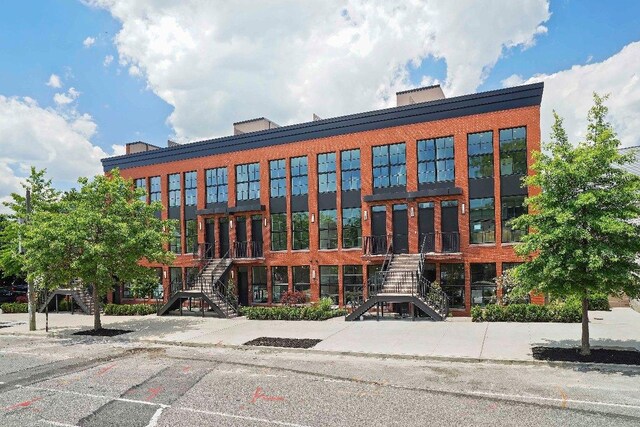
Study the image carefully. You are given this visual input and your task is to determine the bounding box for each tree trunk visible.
[93,285,102,331]
[580,296,590,356]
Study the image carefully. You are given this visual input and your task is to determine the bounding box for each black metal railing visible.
[367,238,394,297]
[441,231,460,253]
[231,241,263,259]
[363,234,391,256]
[419,232,436,253]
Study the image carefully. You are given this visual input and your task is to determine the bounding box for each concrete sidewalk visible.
[1,308,639,362]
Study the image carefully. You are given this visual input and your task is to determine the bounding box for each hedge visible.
[471,302,581,323]
[103,303,157,316]
[240,305,347,321]
[0,303,28,313]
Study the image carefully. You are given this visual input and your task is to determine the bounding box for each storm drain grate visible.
[244,337,322,349]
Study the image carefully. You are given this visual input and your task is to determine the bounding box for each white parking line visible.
[178,407,312,427]
[17,384,169,408]
[38,420,78,427]
[146,407,164,427]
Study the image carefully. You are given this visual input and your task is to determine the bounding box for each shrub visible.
[240,304,347,321]
[1,303,28,313]
[565,293,610,311]
[279,291,307,306]
[471,302,581,323]
[103,303,157,316]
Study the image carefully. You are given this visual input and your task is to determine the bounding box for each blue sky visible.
[1,1,639,209]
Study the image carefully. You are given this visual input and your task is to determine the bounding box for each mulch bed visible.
[244,337,322,349]
[532,346,640,365]
[72,328,133,337]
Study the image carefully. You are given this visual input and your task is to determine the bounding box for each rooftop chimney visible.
[233,117,280,135]
[125,141,161,155]
[396,85,445,107]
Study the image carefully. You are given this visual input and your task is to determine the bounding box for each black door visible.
[238,267,249,306]
[441,201,459,252]
[392,204,408,254]
[219,217,230,258]
[251,215,263,257]
[371,206,387,254]
[235,216,247,257]
[418,202,435,252]
[205,218,215,258]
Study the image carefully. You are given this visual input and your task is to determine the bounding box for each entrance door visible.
[371,206,387,254]
[219,217,230,257]
[237,267,249,306]
[251,215,263,257]
[441,201,459,252]
[418,202,435,252]
[392,204,408,253]
[205,218,215,258]
[235,216,247,257]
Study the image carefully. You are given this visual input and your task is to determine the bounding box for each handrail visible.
[231,240,263,259]
[441,231,460,253]
[363,234,392,256]
[368,237,393,297]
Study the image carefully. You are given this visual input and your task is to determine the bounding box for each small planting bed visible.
[72,328,133,337]
[532,346,640,365]
[244,337,322,349]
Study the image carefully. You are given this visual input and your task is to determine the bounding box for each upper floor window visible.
[270,213,287,251]
[134,178,147,202]
[500,127,527,176]
[418,136,454,183]
[149,176,161,203]
[206,167,228,204]
[236,162,260,201]
[341,149,361,191]
[168,174,181,207]
[269,159,286,198]
[373,143,406,189]
[292,212,309,250]
[469,197,495,244]
[342,207,362,249]
[317,153,336,193]
[290,156,308,196]
[501,195,526,243]
[467,131,494,179]
[318,209,338,250]
[184,171,197,206]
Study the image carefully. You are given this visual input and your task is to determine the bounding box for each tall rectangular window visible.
[170,228,181,254]
[470,197,495,244]
[269,159,286,198]
[341,149,361,191]
[185,219,197,253]
[373,143,406,189]
[252,266,267,304]
[236,162,260,201]
[150,176,161,203]
[206,167,228,203]
[500,127,527,176]
[290,156,308,196]
[169,267,183,293]
[342,207,362,249]
[319,209,338,250]
[343,265,363,306]
[271,266,288,303]
[471,263,497,306]
[317,153,337,193]
[501,195,526,243]
[440,263,465,309]
[184,171,197,206]
[134,178,147,202]
[467,131,493,179]
[292,212,309,250]
[168,173,181,207]
[418,136,454,183]
[293,265,310,295]
[270,213,287,251]
[320,266,339,304]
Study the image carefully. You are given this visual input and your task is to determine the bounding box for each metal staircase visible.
[157,247,238,317]
[39,281,95,315]
[346,237,449,321]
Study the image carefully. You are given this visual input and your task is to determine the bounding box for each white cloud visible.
[0,95,118,214]
[508,41,640,147]
[53,87,81,106]
[83,36,96,48]
[111,144,126,156]
[86,0,550,142]
[46,74,62,89]
[103,54,114,67]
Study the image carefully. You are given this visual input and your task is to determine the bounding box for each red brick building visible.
[102,82,543,316]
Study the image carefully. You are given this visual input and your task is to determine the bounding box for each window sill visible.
[468,243,496,247]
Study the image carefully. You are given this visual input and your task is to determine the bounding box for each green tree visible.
[24,168,175,330]
[128,272,161,303]
[512,94,640,355]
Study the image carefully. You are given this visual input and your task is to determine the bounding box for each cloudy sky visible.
[1,1,639,211]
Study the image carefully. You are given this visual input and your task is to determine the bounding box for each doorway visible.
[219,217,230,258]
[237,267,249,306]
[392,204,408,253]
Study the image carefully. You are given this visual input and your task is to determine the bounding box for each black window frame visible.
[342,207,362,249]
[340,149,361,191]
[205,167,228,204]
[184,171,197,206]
[270,213,287,251]
[292,212,309,250]
[236,162,260,202]
[317,152,337,193]
[252,266,268,304]
[149,176,161,203]
[469,197,495,244]
[290,156,308,196]
[168,173,181,207]
[184,219,197,254]
[372,142,406,189]
[501,195,526,243]
[318,209,338,250]
[269,159,287,198]
[271,266,289,303]
[292,265,310,295]
[499,126,527,176]
[417,136,455,183]
[440,263,465,309]
[319,265,339,304]
[467,131,494,179]
[343,265,363,306]
[134,178,147,203]
[470,263,497,306]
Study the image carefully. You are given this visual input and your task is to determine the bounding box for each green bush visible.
[1,303,29,313]
[472,303,581,323]
[103,303,157,316]
[240,304,347,321]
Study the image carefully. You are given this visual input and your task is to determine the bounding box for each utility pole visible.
[25,189,36,331]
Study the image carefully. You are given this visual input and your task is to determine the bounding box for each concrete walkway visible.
[1,308,639,362]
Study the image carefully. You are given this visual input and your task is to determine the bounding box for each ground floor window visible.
[343,265,363,305]
[185,267,198,288]
[367,264,383,286]
[293,265,310,297]
[252,266,267,303]
[319,265,339,304]
[185,219,198,253]
[170,267,183,293]
[170,229,181,253]
[470,263,497,306]
[271,266,288,303]
[440,263,465,309]
[153,268,163,299]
